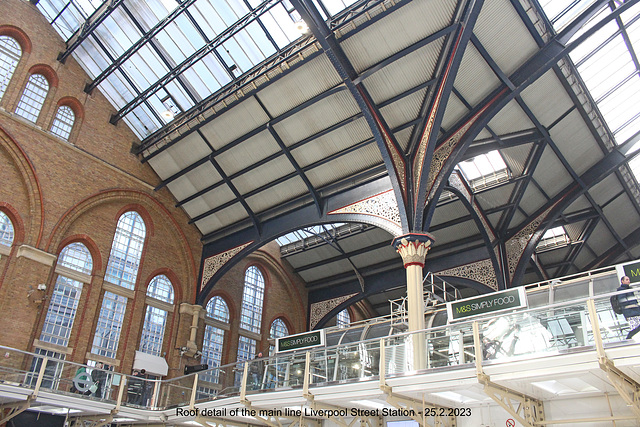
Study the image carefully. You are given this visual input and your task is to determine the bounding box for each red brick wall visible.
[0,0,310,382]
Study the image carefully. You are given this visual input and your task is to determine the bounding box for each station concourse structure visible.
[1,0,640,425]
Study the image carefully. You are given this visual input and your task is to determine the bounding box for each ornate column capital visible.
[392,233,435,268]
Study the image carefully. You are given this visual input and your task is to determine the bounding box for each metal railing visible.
[0,289,636,414]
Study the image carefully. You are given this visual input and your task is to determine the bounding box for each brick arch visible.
[0,125,44,246]
[45,189,197,298]
[0,25,31,54]
[56,234,103,274]
[56,96,84,120]
[27,64,58,88]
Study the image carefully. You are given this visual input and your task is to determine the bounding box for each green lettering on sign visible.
[276,330,325,353]
[447,287,527,322]
[623,260,640,283]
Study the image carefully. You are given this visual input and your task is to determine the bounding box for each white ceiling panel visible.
[549,110,604,176]
[274,90,362,146]
[454,43,502,106]
[305,145,383,188]
[194,203,248,235]
[474,0,540,76]
[166,162,221,200]
[215,130,281,176]
[532,146,574,199]
[340,0,457,72]
[521,70,574,128]
[488,99,535,135]
[199,97,271,150]
[232,157,297,194]
[245,176,308,213]
[147,132,212,180]
[258,55,342,117]
[181,185,237,219]
[362,40,444,104]
[291,118,372,168]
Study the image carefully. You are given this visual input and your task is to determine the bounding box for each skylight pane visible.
[575,35,635,100]
[537,226,570,251]
[597,77,640,132]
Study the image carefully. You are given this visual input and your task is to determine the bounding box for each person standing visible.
[617,276,640,339]
[91,362,107,398]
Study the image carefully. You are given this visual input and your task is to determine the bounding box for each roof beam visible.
[57,0,125,64]
[109,0,283,125]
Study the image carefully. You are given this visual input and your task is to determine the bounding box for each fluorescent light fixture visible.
[161,109,175,121]
[293,20,308,33]
[352,400,391,410]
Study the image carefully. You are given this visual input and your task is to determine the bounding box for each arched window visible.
[50,105,75,140]
[201,296,229,384]
[337,309,350,328]
[270,318,288,339]
[239,266,265,333]
[206,296,229,322]
[39,243,92,347]
[104,211,146,290]
[269,318,289,355]
[0,36,21,100]
[15,73,49,123]
[0,211,14,248]
[139,275,174,356]
[92,211,146,360]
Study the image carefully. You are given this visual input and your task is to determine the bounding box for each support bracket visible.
[477,373,545,427]
[0,395,34,424]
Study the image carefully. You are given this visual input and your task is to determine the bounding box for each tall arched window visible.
[201,296,229,384]
[50,105,75,140]
[139,275,174,356]
[104,211,146,290]
[92,211,146,360]
[239,266,265,333]
[0,36,21,100]
[0,211,14,248]
[39,243,92,347]
[15,73,49,123]
[337,309,350,328]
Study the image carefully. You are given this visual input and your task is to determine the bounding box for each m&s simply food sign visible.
[446,287,527,322]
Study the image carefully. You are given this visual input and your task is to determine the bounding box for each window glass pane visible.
[239,266,265,333]
[58,242,93,274]
[39,276,83,347]
[270,318,288,338]
[201,324,224,383]
[91,291,128,359]
[146,274,174,303]
[0,36,21,100]
[15,74,49,123]
[0,211,14,247]
[139,305,168,356]
[206,296,229,322]
[337,309,350,328]
[235,335,256,384]
[50,105,75,140]
[104,211,146,290]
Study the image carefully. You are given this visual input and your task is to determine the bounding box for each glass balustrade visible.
[0,292,637,410]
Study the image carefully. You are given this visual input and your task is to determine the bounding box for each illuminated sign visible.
[446,287,527,322]
[617,260,640,284]
[276,330,325,353]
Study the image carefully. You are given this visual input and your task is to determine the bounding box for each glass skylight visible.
[536,226,570,252]
[35,0,358,140]
[276,223,346,247]
[456,150,509,190]
[539,0,640,181]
